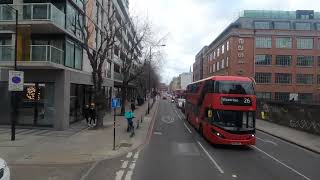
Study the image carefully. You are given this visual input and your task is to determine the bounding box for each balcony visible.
[0,3,65,33]
[0,45,14,61]
[0,45,65,69]
[114,72,123,82]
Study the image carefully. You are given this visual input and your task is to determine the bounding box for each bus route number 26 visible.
[244,98,251,104]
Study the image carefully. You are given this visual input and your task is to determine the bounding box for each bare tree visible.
[76,0,124,128]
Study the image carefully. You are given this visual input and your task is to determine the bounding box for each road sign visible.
[111,98,121,108]
[8,70,24,91]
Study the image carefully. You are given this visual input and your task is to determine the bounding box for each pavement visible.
[256,119,320,154]
[0,100,157,165]
[125,100,320,180]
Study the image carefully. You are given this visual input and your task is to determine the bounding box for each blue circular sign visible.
[12,76,21,84]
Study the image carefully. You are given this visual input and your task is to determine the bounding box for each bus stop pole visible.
[113,108,116,150]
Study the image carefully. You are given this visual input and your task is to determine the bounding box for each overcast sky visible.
[130,0,320,84]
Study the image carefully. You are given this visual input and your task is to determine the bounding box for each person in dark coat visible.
[89,103,96,125]
[131,99,136,112]
[83,104,90,124]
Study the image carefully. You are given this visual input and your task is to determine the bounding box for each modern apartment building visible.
[0,0,139,130]
[196,10,320,103]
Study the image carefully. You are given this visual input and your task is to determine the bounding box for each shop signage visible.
[8,70,24,91]
[220,97,252,106]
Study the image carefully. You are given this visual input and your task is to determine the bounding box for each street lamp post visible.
[147,44,165,114]
[6,5,19,141]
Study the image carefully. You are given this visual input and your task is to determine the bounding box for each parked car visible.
[0,158,10,180]
[176,98,186,109]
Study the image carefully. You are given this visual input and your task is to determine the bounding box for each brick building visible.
[196,10,320,102]
[193,46,207,81]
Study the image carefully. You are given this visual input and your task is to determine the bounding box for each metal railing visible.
[114,72,123,81]
[0,45,14,61]
[30,45,64,64]
[0,3,65,28]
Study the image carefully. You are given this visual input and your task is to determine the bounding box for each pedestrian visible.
[125,110,135,137]
[83,104,90,124]
[131,99,136,112]
[89,103,96,126]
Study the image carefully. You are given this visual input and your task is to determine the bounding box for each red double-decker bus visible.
[185,76,256,145]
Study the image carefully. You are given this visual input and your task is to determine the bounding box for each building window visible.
[318,38,320,49]
[274,22,290,30]
[226,57,229,67]
[275,73,292,84]
[298,93,313,103]
[318,57,320,66]
[222,45,225,54]
[296,56,314,67]
[217,62,220,71]
[213,51,216,59]
[276,55,292,66]
[74,44,83,70]
[275,92,290,101]
[295,22,311,30]
[217,48,220,57]
[256,92,272,100]
[317,75,320,84]
[254,21,271,29]
[213,63,216,72]
[276,37,292,48]
[296,74,313,84]
[255,37,272,48]
[255,73,272,84]
[297,38,313,49]
[256,55,272,65]
[65,40,75,68]
[227,41,230,51]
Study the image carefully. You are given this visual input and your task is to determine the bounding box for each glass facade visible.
[296,74,313,84]
[256,55,272,65]
[275,73,292,84]
[297,38,313,49]
[295,22,311,30]
[274,22,290,30]
[255,37,272,48]
[16,83,55,126]
[298,93,313,102]
[255,73,272,83]
[254,21,271,29]
[296,56,314,67]
[65,39,83,69]
[276,55,292,66]
[276,37,292,48]
[275,92,290,101]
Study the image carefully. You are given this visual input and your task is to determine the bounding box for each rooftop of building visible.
[240,10,320,20]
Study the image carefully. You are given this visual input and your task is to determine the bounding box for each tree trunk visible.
[120,85,127,115]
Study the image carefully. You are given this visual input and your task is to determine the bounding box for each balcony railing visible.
[30,45,64,64]
[0,45,14,61]
[0,3,65,28]
[114,72,123,81]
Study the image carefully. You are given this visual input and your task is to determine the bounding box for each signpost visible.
[111,98,121,150]
[8,70,24,141]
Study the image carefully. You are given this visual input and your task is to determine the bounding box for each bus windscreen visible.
[215,81,254,95]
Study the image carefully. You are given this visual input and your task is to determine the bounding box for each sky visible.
[129,0,320,84]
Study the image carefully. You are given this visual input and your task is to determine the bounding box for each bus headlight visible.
[251,134,255,137]
[211,129,225,138]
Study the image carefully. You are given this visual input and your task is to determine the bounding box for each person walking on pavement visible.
[89,103,96,126]
[83,104,90,125]
[131,99,136,112]
[125,110,135,137]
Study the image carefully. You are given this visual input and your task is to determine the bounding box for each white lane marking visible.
[258,130,318,155]
[252,146,311,180]
[79,160,100,180]
[115,170,125,180]
[174,110,182,120]
[183,122,192,134]
[129,162,136,170]
[256,137,278,146]
[197,141,224,174]
[232,175,237,178]
[124,170,133,180]
[134,151,140,159]
[154,131,162,135]
[121,160,129,169]
[126,152,133,158]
